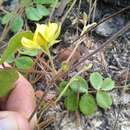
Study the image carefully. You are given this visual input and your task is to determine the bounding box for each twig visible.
[95,5,130,29]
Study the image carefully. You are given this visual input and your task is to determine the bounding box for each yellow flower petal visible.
[25,22,61,52]
[33,24,47,45]
[21,37,40,49]
[45,23,59,42]
[48,23,58,34]
[48,40,61,48]
[53,23,61,40]
[36,24,47,38]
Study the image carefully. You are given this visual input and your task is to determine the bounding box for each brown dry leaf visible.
[58,47,80,63]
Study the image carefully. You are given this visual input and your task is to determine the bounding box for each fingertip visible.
[0,111,31,130]
[6,74,36,118]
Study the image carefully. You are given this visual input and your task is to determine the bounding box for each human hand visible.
[0,65,36,130]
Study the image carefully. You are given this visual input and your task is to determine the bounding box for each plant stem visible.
[47,50,57,75]
[49,0,59,22]
[55,64,92,102]
[61,0,77,25]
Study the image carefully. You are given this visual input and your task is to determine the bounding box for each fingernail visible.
[0,113,18,130]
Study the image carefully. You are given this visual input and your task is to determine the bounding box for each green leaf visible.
[6,54,15,64]
[20,0,32,7]
[37,5,49,16]
[79,94,97,116]
[0,68,19,97]
[2,12,14,25]
[33,0,56,4]
[10,16,23,33]
[25,7,39,21]
[25,5,49,21]
[15,56,33,70]
[58,81,70,97]
[64,91,78,112]
[70,76,88,93]
[0,31,33,64]
[96,91,112,109]
[101,78,115,91]
[90,72,103,90]
[18,48,39,57]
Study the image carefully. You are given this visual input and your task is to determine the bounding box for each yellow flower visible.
[21,22,61,52]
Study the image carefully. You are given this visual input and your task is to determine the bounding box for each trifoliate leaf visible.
[33,0,56,5]
[37,5,49,16]
[58,81,70,97]
[64,91,78,112]
[101,78,115,91]
[6,54,15,64]
[2,12,14,25]
[20,0,32,7]
[18,48,39,57]
[10,16,23,33]
[15,56,33,70]
[90,72,103,90]
[79,94,97,116]
[96,91,112,109]
[25,5,49,21]
[70,76,88,93]
[0,31,33,64]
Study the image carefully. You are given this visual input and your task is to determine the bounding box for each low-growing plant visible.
[0,21,61,97]
[58,72,115,116]
[1,0,58,33]
[0,1,115,120]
